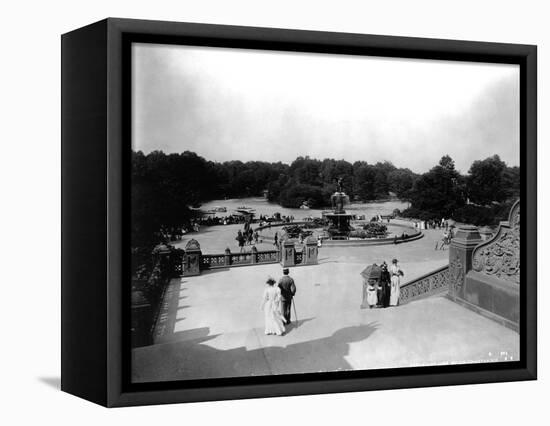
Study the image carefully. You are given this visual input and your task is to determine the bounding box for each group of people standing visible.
[236,227,260,252]
[361,259,404,309]
[261,259,405,336]
[415,218,450,231]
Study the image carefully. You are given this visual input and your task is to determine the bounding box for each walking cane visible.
[292,299,298,328]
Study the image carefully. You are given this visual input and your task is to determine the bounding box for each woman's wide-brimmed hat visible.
[266,277,276,285]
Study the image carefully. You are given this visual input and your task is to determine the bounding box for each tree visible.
[408,155,465,217]
[502,165,520,200]
[279,183,325,208]
[387,168,416,199]
[466,155,507,205]
[289,156,322,186]
[439,154,456,171]
[352,162,376,201]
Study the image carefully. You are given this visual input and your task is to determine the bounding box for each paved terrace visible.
[133,226,519,382]
[174,218,423,254]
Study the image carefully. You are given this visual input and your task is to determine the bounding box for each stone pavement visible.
[174,219,444,255]
[132,232,519,382]
[174,223,277,253]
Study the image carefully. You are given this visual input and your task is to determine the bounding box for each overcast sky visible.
[132,43,519,174]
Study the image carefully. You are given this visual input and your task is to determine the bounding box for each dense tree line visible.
[267,157,418,208]
[131,150,287,248]
[131,150,520,250]
[402,154,520,226]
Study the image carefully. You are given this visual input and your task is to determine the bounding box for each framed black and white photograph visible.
[61,18,536,407]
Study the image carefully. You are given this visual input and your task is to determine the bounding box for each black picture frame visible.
[61,18,537,407]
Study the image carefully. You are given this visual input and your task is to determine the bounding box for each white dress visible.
[261,286,285,335]
[389,264,402,306]
[366,284,378,307]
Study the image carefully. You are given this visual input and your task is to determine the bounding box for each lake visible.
[200,197,408,220]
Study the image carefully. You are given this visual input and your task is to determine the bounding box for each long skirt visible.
[264,301,285,335]
[389,276,400,306]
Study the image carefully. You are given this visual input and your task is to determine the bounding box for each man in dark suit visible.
[278,268,296,324]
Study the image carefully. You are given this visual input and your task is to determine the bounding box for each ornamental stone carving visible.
[471,200,520,285]
[449,254,464,290]
[184,239,201,251]
[399,266,449,304]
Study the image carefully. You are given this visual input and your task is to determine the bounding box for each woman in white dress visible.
[261,277,286,335]
[389,258,404,306]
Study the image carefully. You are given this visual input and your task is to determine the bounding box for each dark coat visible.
[278,275,296,301]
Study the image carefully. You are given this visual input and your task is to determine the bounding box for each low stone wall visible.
[200,248,280,270]
[323,229,422,247]
[180,235,320,275]
[456,271,519,330]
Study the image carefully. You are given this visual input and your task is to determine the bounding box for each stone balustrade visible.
[280,237,319,268]
[181,237,318,276]
[399,265,450,304]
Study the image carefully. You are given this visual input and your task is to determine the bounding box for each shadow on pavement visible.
[282,317,315,334]
[132,322,379,382]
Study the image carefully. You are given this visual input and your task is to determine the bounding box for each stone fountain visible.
[324,178,354,239]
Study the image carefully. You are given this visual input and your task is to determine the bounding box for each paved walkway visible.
[132,236,519,382]
[174,219,446,255]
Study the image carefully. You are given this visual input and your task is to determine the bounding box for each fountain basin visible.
[256,221,422,247]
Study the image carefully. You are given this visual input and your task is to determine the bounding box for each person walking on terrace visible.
[278,268,296,324]
[236,230,245,252]
[261,277,285,335]
[389,258,404,306]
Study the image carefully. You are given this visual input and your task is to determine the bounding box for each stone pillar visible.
[280,240,295,268]
[152,243,172,273]
[182,239,202,276]
[224,247,232,267]
[303,236,318,265]
[448,225,482,300]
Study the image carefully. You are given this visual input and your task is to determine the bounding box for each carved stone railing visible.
[257,251,280,263]
[200,253,226,269]
[399,265,449,304]
[230,252,254,266]
[181,237,314,275]
[471,200,520,285]
[185,242,281,274]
